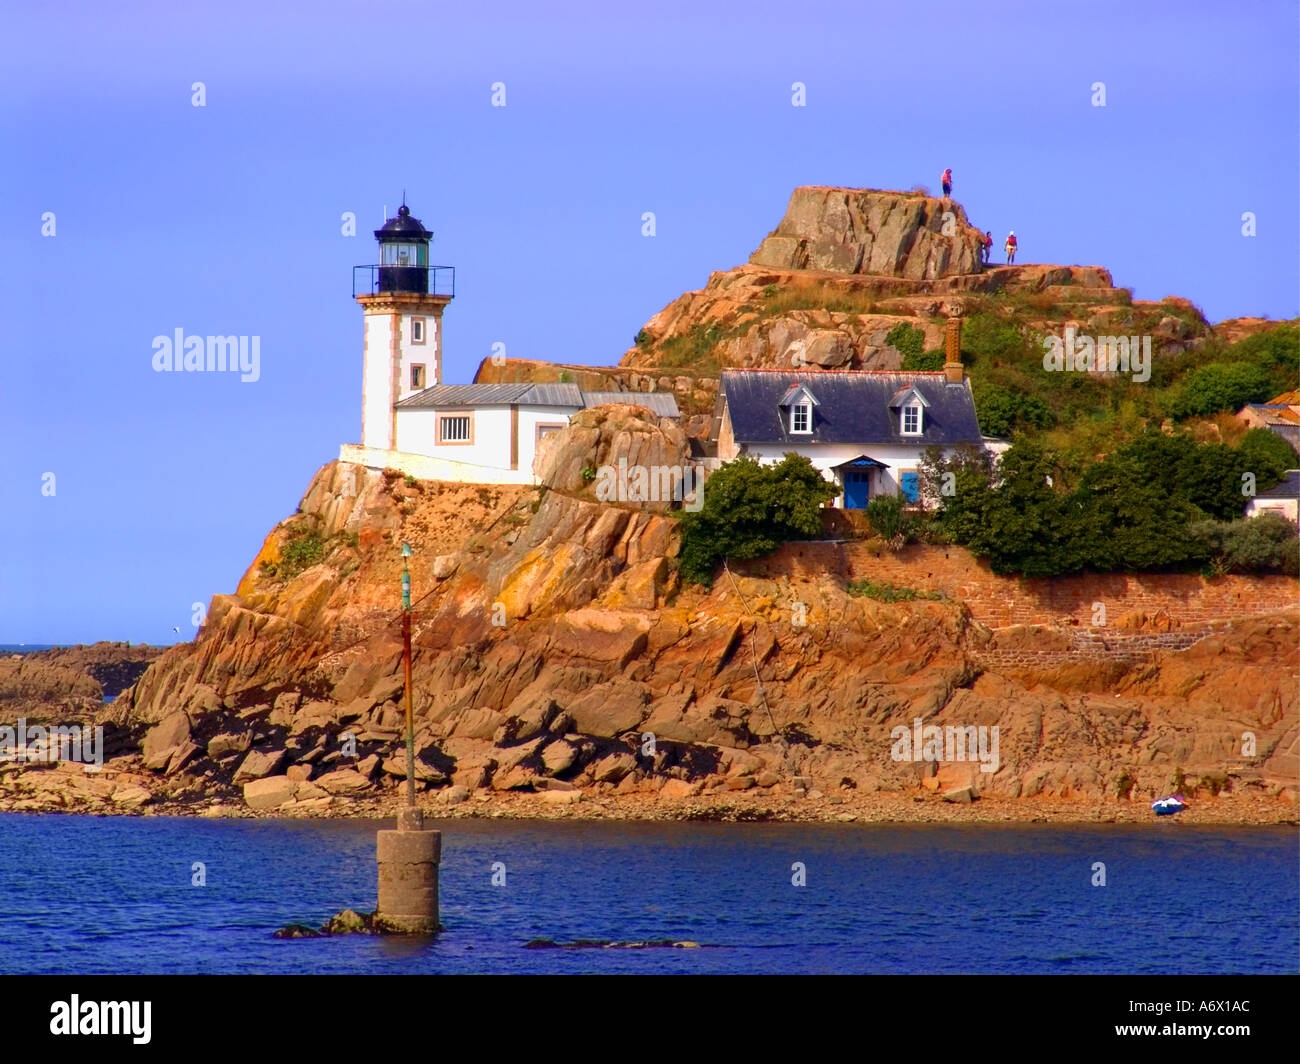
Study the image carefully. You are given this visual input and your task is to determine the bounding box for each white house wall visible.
[1246,497,1299,523]
[742,441,939,504]
[394,403,580,474]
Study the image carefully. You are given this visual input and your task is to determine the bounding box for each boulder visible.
[540,740,579,776]
[541,789,582,805]
[165,741,201,776]
[109,785,153,808]
[566,682,649,738]
[591,752,637,784]
[533,404,693,500]
[315,769,373,795]
[233,748,287,783]
[659,778,702,799]
[207,732,251,759]
[801,328,855,368]
[243,776,299,810]
[142,711,191,771]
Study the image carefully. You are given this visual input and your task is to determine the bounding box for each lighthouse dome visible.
[376,204,431,239]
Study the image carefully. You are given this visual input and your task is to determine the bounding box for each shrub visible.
[960,312,1032,364]
[901,348,945,372]
[1189,514,1299,574]
[679,454,839,585]
[885,322,925,360]
[278,527,326,580]
[865,494,907,540]
[846,579,940,602]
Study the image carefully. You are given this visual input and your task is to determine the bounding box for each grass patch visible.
[846,578,941,602]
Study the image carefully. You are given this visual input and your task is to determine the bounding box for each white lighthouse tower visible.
[355,204,454,450]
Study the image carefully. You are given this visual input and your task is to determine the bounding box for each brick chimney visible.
[944,316,964,383]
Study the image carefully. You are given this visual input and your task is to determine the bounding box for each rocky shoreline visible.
[1,757,1294,826]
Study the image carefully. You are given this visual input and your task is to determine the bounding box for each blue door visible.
[843,470,870,509]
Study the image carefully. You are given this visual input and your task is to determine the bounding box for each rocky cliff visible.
[6,404,1293,821]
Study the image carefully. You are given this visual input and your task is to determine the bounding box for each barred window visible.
[439,415,471,443]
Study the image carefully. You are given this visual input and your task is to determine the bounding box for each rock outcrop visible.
[749,186,985,279]
[0,642,166,719]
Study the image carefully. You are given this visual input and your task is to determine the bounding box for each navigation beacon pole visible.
[375,539,441,934]
[402,542,416,808]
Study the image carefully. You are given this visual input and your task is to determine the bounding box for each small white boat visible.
[1152,795,1188,816]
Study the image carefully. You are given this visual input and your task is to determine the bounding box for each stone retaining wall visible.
[740,541,1299,629]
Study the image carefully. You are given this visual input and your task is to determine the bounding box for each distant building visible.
[340,204,676,484]
[1236,390,1300,457]
[716,356,987,509]
[1246,469,1300,526]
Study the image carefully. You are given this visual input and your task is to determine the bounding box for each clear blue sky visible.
[1,0,1296,645]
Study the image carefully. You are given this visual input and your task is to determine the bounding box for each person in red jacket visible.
[981,230,993,265]
[1005,230,1018,264]
[940,168,953,198]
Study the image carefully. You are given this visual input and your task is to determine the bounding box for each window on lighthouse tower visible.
[382,243,427,267]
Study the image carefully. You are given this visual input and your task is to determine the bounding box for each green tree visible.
[1238,426,1297,476]
[1227,324,1300,393]
[679,454,839,585]
[974,382,1055,437]
[1169,362,1272,418]
[1072,452,1204,571]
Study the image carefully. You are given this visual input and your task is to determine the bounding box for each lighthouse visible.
[354,204,455,451]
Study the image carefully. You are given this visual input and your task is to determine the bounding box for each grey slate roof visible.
[581,391,680,416]
[721,369,983,445]
[396,382,583,408]
[1256,470,1300,499]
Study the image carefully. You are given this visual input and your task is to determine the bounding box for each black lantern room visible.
[375,204,432,294]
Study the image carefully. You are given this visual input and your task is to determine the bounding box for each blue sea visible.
[0,815,1294,974]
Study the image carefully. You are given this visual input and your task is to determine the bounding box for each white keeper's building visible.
[340,203,676,484]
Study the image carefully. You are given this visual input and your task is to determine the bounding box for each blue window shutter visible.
[900,472,920,503]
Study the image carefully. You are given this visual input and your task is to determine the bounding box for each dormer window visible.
[791,402,811,433]
[902,402,922,435]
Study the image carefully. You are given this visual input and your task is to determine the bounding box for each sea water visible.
[0,815,1294,974]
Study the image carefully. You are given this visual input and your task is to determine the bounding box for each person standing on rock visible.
[940,168,953,198]
[1005,230,1018,264]
[981,230,993,265]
